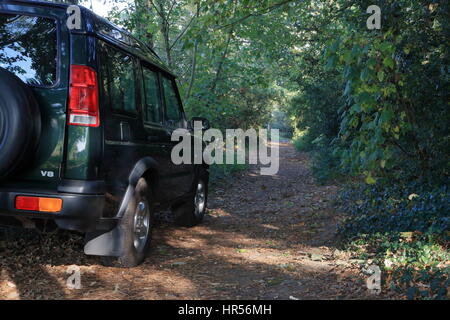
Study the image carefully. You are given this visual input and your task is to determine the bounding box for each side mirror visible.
[190,117,211,131]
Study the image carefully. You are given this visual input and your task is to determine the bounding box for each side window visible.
[142,66,162,124]
[162,76,182,124]
[107,47,137,113]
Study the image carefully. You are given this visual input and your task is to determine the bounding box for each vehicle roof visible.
[2,0,175,76]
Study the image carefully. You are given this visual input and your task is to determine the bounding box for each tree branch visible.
[217,0,295,30]
[166,0,177,20]
[148,0,163,18]
[169,12,197,50]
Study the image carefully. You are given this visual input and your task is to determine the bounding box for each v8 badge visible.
[41,170,55,178]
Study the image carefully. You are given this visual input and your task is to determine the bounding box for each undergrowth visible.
[337,182,449,300]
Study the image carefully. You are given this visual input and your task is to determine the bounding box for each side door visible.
[139,63,173,202]
[99,42,143,203]
[160,74,195,198]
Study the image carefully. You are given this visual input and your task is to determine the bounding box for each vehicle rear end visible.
[0,1,105,232]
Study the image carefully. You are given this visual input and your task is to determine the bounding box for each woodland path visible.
[0,142,392,299]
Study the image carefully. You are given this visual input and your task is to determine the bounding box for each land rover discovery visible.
[0,0,210,267]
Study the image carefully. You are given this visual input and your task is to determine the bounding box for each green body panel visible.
[64,126,103,180]
[0,3,69,188]
[23,86,67,181]
[64,34,102,180]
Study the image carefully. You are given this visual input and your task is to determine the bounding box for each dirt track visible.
[0,143,391,300]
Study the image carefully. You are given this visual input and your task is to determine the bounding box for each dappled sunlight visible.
[0,271,20,300]
[0,144,381,300]
[260,224,280,230]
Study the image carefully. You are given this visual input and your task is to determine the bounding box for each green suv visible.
[0,0,210,267]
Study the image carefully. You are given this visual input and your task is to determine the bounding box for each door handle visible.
[120,122,131,141]
[147,136,159,142]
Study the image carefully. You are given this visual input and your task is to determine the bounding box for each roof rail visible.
[145,44,160,60]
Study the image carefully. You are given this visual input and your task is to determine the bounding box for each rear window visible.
[0,13,58,86]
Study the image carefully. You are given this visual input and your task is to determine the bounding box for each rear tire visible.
[100,178,153,268]
[0,68,41,178]
[173,169,209,227]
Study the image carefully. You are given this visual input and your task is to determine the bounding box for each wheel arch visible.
[117,157,159,219]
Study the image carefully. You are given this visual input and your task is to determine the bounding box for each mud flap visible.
[83,168,146,257]
[84,226,123,257]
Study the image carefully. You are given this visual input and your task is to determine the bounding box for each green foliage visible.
[293,134,343,183]
[285,2,449,298]
[311,145,343,183]
[391,266,449,300]
[339,183,450,238]
[270,109,293,139]
[293,133,314,152]
[106,0,292,132]
[288,0,449,185]
[338,182,450,299]
[289,73,342,151]
[324,0,450,181]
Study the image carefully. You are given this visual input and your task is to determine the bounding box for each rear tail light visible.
[16,196,63,213]
[68,65,99,127]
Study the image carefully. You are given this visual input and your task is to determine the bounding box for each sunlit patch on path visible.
[0,143,394,300]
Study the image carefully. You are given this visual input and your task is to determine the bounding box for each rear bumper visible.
[0,187,105,232]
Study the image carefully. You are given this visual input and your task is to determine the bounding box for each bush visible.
[292,133,314,152]
[339,183,450,238]
[311,145,342,183]
[337,182,450,299]
[293,131,344,183]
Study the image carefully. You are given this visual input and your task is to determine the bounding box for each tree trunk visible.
[186,3,201,100]
[186,40,198,100]
[210,29,233,93]
[153,0,172,68]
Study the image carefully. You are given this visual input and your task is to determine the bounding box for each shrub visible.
[337,182,450,299]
